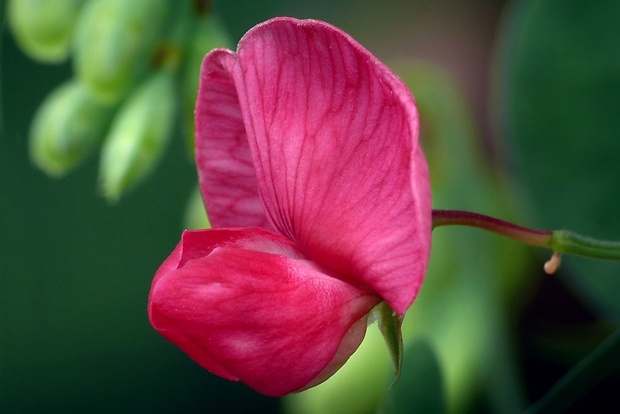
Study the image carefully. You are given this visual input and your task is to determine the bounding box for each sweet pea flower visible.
[148,17,432,396]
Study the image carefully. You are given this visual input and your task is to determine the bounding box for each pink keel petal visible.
[148,228,379,396]
[195,50,270,229]
[231,18,432,315]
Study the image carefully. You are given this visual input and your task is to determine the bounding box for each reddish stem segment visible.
[432,209,552,248]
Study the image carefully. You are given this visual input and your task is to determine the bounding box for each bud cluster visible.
[8,0,232,201]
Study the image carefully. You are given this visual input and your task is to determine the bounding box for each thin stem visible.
[432,209,620,261]
[432,210,552,248]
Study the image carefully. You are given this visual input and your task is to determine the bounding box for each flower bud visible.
[30,79,112,176]
[73,0,168,103]
[7,0,83,63]
[99,69,176,201]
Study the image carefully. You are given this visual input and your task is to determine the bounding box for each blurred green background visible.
[2,0,619,413]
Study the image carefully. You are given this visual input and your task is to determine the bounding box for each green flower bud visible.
[7,0,84,62]
[99,69,176,202]
[30,79,113,176]
[73,0,168,103]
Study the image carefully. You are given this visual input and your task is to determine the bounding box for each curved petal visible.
[148,228,379,396]
[231,18,432,315]
[195,49,270,229]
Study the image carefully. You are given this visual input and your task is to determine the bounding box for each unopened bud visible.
[99,69,176,201]
[8,0,83,63]
[73,0,168,103]
[30,79,112,176]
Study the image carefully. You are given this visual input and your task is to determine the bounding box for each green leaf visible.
[499,0,620,320]
[383,338,445,414]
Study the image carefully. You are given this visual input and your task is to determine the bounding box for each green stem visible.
[432,210,620,261]
[548,230,620,260]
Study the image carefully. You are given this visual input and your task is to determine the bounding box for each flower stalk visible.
[432,210,620,266]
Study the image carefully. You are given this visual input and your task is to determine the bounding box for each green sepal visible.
[370,301,403,385]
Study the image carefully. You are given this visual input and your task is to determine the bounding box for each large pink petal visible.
[232,18,432,315]
[195,49,270,229]
[148,228,379,396]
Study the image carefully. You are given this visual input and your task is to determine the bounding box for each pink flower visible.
[148,17,432,396]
